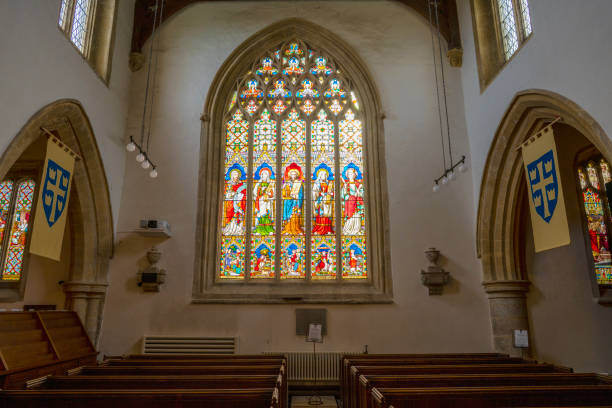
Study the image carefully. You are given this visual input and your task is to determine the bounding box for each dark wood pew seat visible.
[370,385,612,408]
[0,388,279,408]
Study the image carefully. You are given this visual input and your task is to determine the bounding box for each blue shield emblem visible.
[42,159,71,227]
[526,150,558,223]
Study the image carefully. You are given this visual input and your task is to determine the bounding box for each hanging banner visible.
[521,123,570,252]
[29,132,78,261]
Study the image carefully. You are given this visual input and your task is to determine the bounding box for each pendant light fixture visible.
[126,0,164,179]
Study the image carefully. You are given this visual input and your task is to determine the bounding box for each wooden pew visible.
[347,363,569,408]
[0,311,96,389]
[341,354,524,405]
[117,353,286,360]
[41,374,281,389]
[369,385,612,408]
[0,388,280,408]
[80,364,282,375]
[358,373,612,408]
[104,358,285,366]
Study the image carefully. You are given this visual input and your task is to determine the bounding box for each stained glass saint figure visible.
[223,167,247,235]
[253,167,275,235]
[282,163,304,234]
[342,164,365,235]
[312,166,334,235]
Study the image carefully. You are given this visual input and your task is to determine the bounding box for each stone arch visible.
[0,99,114,343]
[476,89,612,353]
[193,18,392,303]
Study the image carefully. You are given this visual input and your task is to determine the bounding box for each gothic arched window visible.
[220,40,367,282]
[576,157,612,286]
[195,22,392,303]
[0,178,36,281]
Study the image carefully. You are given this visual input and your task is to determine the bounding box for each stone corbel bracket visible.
[421,247,450,295]
[137,246,167,292]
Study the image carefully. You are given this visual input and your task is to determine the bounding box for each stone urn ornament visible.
[421,247,450,295]
[137,246,167,292]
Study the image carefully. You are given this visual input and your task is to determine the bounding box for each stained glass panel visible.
[220,110,249,279]
[582,188,612,285]
[219,236,246,279]
[311,110,335,236]
[252,110,276,236]
[0,181,14,247]
[2,180,35,281]
[281,110,306,237]
[497,0,519,60]
[311,236,336,280]
[250,236,275,279]
[587,162,600,189]
[342,237,367,279]
[281,237,305,279]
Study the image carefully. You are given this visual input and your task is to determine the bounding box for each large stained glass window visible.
[495,0,532,60]
[577,159,612,285]
[0,178,36,281]
[218,40,367,282]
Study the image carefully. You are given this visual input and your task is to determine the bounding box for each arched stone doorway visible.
[476,89,612,355]
[0,99,113,344]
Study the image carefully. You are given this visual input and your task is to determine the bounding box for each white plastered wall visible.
[100,1,491,356]
[0,0,135,228]
[457,0,612,372]
[0,0,134,309]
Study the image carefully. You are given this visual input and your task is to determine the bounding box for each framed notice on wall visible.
[307,323,323,343]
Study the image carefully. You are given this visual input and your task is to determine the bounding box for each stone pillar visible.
[483,280,531,357]
[63,281,108,346]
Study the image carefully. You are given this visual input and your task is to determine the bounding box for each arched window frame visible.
[0,163,41,301]
[58,0,118,83]
[575,150,612,292]
[194,19,392,304]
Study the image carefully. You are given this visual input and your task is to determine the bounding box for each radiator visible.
[265,352,360,384]
[142,336,236,355]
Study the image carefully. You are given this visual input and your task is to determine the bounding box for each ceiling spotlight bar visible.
[433,156,467,192]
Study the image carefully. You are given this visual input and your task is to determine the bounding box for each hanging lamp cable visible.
[145,0,164,154]
[139,0,159,147]
[427,0,447,173]
[433,0,453,168]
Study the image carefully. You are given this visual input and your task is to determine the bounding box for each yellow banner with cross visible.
[520,123,570,252]
[29,131,78,261]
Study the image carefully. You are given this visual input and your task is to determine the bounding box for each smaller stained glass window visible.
[1,179,36,281]
[577,160,612,285]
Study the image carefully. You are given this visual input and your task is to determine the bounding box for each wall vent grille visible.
[142,336,236,355]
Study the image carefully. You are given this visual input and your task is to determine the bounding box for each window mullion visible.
[245,118,255,282]
[334,116,342,282]
[275,113,282,282]
[305,115,312,282]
